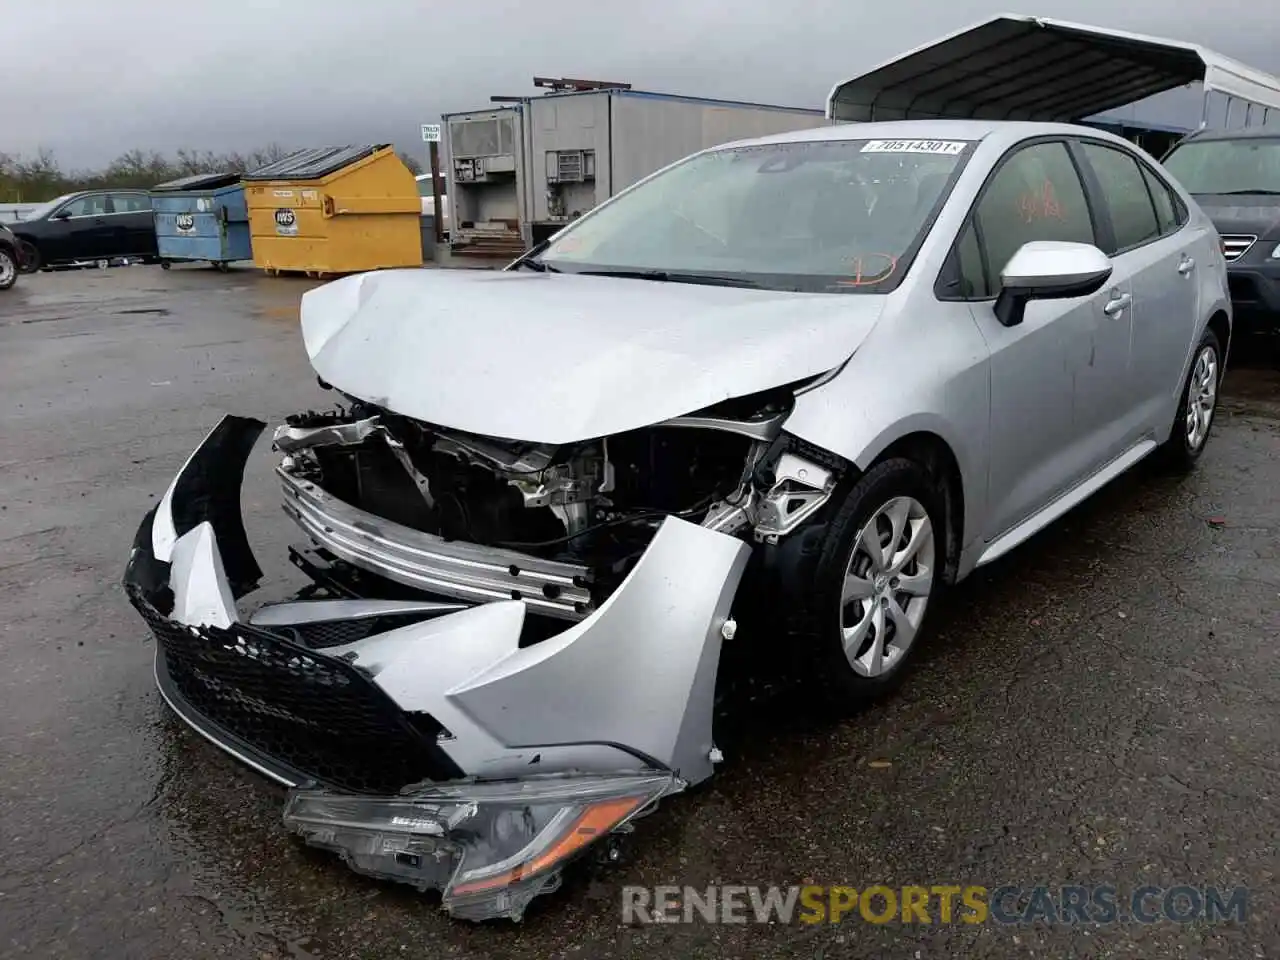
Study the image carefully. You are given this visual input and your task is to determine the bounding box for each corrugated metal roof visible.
[151,172,241,192]
[242,145,390,182]
[827,15,1280,124]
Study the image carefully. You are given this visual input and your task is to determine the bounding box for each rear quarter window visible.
[1140,165,1186,236]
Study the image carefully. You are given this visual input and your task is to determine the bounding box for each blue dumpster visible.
[150,172,251,271]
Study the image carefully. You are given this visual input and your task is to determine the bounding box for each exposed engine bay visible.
[274,384,846,621]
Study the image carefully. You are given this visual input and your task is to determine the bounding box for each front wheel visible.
[790,458,945,707]
[1158,328,1221,472]
[0,247,17,289]
[15,239,40,273]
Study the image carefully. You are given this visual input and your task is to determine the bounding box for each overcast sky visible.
[1,0,1271,169]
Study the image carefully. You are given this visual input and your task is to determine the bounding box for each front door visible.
[50,194,114,261]
[959,139,1134,541]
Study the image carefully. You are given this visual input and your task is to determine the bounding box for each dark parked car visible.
[12,190,158,271]
[1163,129,1280,338]
[0,222,20,289]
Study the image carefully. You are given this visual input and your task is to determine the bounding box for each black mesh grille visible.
[128,585,460,794]
[273,614,434,649]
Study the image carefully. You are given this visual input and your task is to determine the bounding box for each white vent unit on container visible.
[546,150,596,183]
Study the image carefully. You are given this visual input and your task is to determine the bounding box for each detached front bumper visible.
[124,415,750,920]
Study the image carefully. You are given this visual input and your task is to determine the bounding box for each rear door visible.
[949,139,1133,541]
[1073,140,1200,443]
[108,192,156,256]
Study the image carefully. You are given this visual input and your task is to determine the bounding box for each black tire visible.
[160,260,172,270]
[0,246,17,290]
[1157,327,1222,472]
[215,261,229,273]
[788,457,947,709]
[15,239,40,274]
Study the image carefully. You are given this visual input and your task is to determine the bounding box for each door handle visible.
[1177,256,1195,276]
[1103,291,1132,317]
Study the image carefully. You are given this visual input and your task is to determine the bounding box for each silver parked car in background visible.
[124,119,1230,921]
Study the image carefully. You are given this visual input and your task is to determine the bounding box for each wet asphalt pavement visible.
[1,264,1278,959]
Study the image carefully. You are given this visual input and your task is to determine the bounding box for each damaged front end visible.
[274,382,843,619]
[124,380,847,920]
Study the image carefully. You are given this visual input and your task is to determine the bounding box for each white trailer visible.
[521,88,826,245]
[444,85,827,257]
[443,105,530,258]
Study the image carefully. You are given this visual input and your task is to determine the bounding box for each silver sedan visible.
[125,118,1230,920]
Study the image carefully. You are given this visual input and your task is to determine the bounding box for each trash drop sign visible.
[274,208,298,236]
[421,123,442,143]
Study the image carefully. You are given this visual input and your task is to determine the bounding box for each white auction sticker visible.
[861,139,967,155]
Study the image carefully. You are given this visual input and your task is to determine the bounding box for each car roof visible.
[716,118,1135,151]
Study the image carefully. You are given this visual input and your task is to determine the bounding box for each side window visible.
[972,141,1095,293]
[111,193,151,213]
[1080,143,1160,252]
[60,195,109,218]
[1139,165,1186,236]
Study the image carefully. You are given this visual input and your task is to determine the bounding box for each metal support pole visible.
[1246,103,1254,127]
[429,141,444,246]
[1200,87,1212,129]
[1224,97,1233,128]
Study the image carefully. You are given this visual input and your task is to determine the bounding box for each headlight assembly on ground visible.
[284,771,679,921]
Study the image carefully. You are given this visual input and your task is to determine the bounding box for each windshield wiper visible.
[1212,189,1280,196]
[512,258,560,272]
[576,269,762,288]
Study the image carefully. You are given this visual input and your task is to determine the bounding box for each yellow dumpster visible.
[243,145,422,276]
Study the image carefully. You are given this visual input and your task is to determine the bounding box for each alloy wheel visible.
[1185,345,1218,451]
[840,495,935,678]
[0,249,14,288]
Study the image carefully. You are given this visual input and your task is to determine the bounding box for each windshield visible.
[22,194,75,221]
[537,138,972,293]
[1163,138,1280,194]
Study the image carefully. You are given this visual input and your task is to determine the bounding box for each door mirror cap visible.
[51,209,72,220]
[994,241,1113,328]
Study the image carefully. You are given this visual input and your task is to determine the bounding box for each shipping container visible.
[444,88,827,257]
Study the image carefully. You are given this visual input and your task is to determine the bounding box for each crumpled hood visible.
[300,269,884,443]
[1194,195,1280,239]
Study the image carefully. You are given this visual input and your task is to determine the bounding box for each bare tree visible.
[397,151,424,176]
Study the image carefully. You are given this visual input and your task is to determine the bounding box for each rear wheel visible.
[790,458,945,707]
[160,260,172,270]
[1158,328,1221,472]
[0,247,17,289]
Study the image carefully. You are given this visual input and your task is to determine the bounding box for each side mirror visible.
[993,241,1113,328]
[51,209,72,220]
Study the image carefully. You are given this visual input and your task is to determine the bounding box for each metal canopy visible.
[826,15,1280,124]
